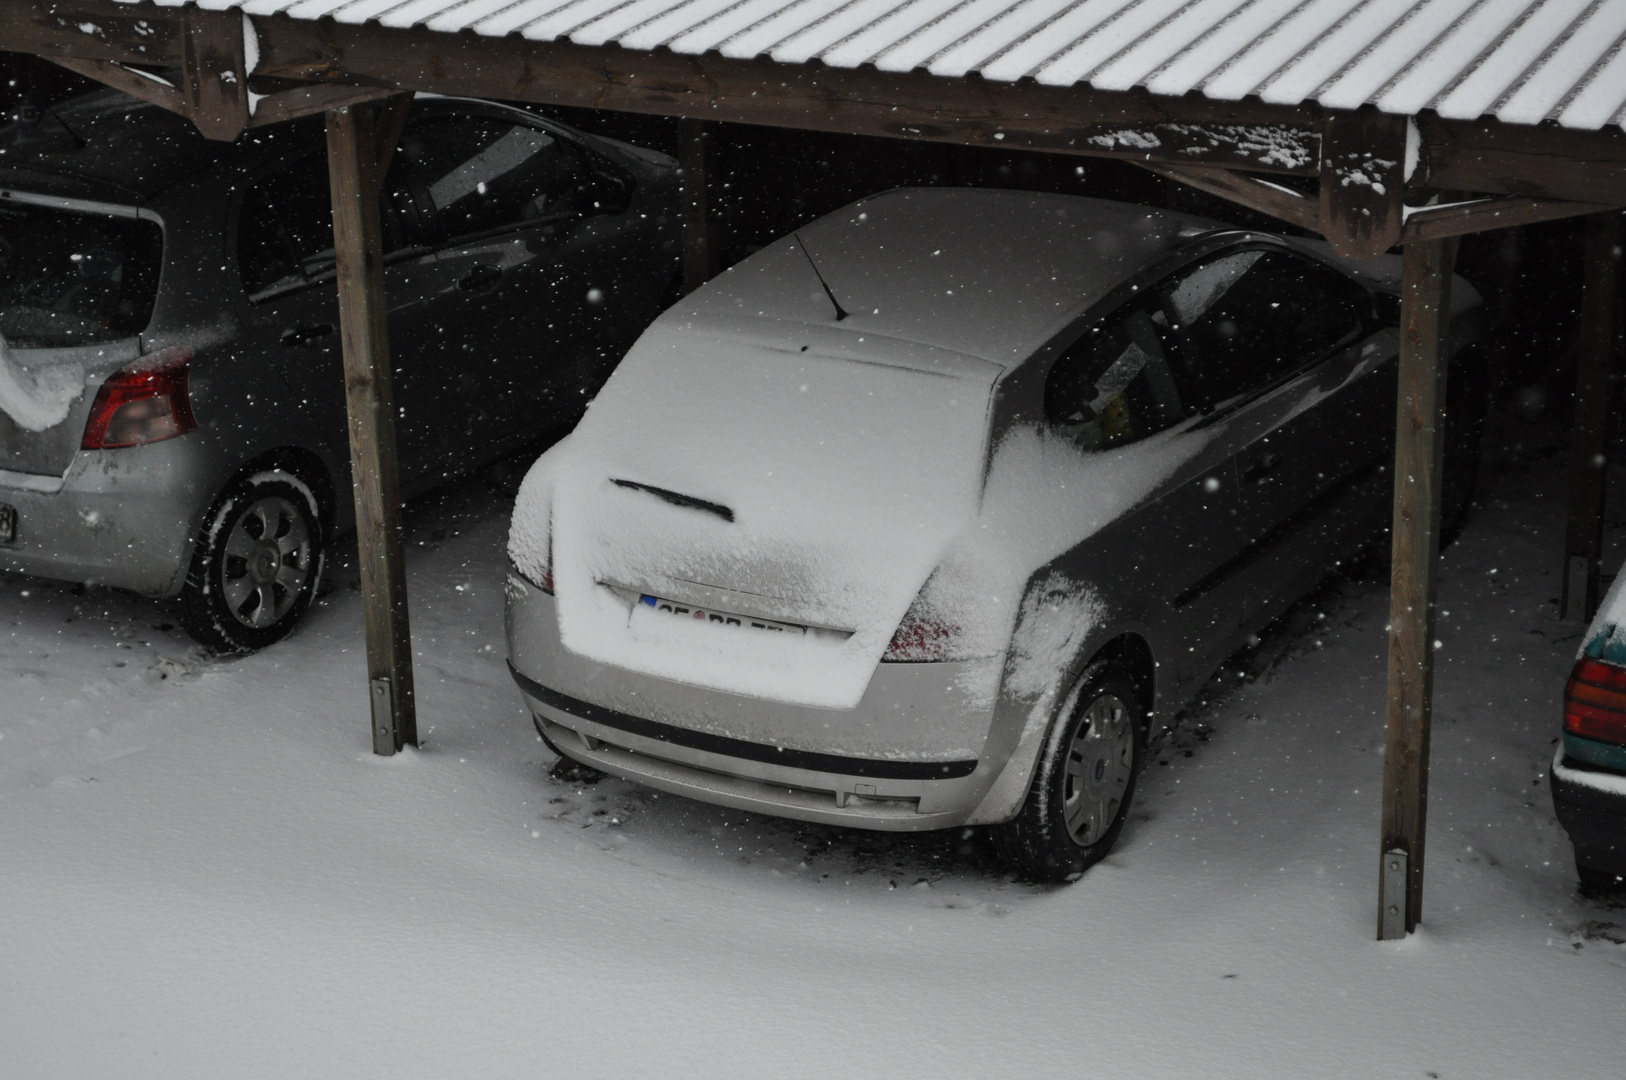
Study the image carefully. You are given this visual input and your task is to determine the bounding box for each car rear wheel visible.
[1577,860,1626,896]
[992,667,1144,883]
[180,472,323,654]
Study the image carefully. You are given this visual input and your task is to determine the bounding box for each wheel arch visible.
[223,446,339,537]
[1085,632,1158,728]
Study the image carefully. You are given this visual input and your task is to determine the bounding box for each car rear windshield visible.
[0,200,163,348]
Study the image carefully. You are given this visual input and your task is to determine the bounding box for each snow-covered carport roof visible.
[6,0,1626,258]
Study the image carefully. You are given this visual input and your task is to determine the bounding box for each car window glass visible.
[1045,300,1186,450]
[237,150,428,299]
[396,116,589,241]
[0,201,163,347]
[1159,249,1370,409]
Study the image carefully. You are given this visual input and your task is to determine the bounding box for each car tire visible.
[179,472,324,654]
[1577,860,1626,896]
[992,666,1145,883]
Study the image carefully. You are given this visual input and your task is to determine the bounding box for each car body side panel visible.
[1232,334,1398,625]
[0,434,233,595]
[0,338,144,476]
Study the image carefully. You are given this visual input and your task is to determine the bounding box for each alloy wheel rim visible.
[219,495,312,629]
[1061,692,1134,846]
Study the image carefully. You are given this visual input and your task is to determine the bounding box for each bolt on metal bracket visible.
[371,676,395,756]
[1379,848,1409,940]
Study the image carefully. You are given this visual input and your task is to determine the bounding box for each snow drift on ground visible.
[4,438,1625,1079]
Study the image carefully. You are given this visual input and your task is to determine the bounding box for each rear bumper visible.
[0,437,225,596]
[1551,746,1626,876]
[503,569,1007,831]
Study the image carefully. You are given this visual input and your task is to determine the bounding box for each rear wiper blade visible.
[612,479,734,523]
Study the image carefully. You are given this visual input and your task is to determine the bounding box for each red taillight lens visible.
[81,347,196,450]
[1565,657,1626,746]
[540,529,554,594]
[883,606,962,662]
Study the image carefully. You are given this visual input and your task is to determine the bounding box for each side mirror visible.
[587,170,633,215]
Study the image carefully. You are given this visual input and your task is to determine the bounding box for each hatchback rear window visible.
[0,200,163,348]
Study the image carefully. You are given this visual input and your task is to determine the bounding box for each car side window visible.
[237,150,426,299]
[394,115,593,242]
[1045,298,1186,450]
[1158,248,1370,410]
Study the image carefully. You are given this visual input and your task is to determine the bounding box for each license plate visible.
[639,594,806,635]
[0,503,14,544]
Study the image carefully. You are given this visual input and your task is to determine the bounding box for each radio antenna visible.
[793,233,849,322]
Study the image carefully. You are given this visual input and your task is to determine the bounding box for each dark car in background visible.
[1553,568,1626,892]
[0,89,678,651]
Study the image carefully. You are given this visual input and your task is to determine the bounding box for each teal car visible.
[1553,574,1626,892]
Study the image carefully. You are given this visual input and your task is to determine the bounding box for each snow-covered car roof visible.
[675,187,1205,368]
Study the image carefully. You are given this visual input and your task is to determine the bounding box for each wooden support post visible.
[1379,238,1458,939]
[1562,211,1622,621]
[1320,110,1407,260]
[179,7,248,142]
[679,117,710,296]
[326,100,417,755]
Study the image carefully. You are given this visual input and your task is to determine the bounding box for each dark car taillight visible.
[81,347,196,449]
[882,579,971,663]
[1565,657,1626,747]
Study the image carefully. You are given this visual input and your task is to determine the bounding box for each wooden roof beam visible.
[11,0,1626,208]
[1138,162,1318,232]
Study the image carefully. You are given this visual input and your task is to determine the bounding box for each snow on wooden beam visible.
[177,6,247,142]
[1319,110,1406,260]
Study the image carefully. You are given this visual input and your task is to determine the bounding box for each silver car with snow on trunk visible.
[504,188,1484,881]
[1,89,677,651]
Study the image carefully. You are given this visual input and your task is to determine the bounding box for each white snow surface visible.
[0,334,88,432]
[148,0,1626,131]
[4,447,1625,1077]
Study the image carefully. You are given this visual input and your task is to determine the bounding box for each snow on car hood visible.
[511,316,999,709]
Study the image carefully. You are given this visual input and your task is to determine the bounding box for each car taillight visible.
[883,601,962,662]
[1565,656,1626,747]
[81,347,196,449]
[539,529,554,594]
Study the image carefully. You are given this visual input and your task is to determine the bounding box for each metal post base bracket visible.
[371,676,396,756]
[1379,849,1409,940]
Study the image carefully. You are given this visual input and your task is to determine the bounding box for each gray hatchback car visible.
[505,188,1484,882]
[0,89,677,651]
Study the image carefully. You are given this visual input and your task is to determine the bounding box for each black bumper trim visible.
[1551,760,1626,874]
[507,661,979,781]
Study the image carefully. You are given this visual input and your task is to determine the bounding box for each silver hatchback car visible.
[504,188,1483,881]
[1,89,677,651]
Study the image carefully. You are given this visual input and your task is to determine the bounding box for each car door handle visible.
[458,264,503,293]
[279,323,334,348]
[1242,453,1283,484]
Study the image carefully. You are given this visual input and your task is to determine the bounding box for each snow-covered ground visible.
[2,439,1623,1079]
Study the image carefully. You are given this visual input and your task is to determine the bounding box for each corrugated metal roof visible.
[173,0,1626,131]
